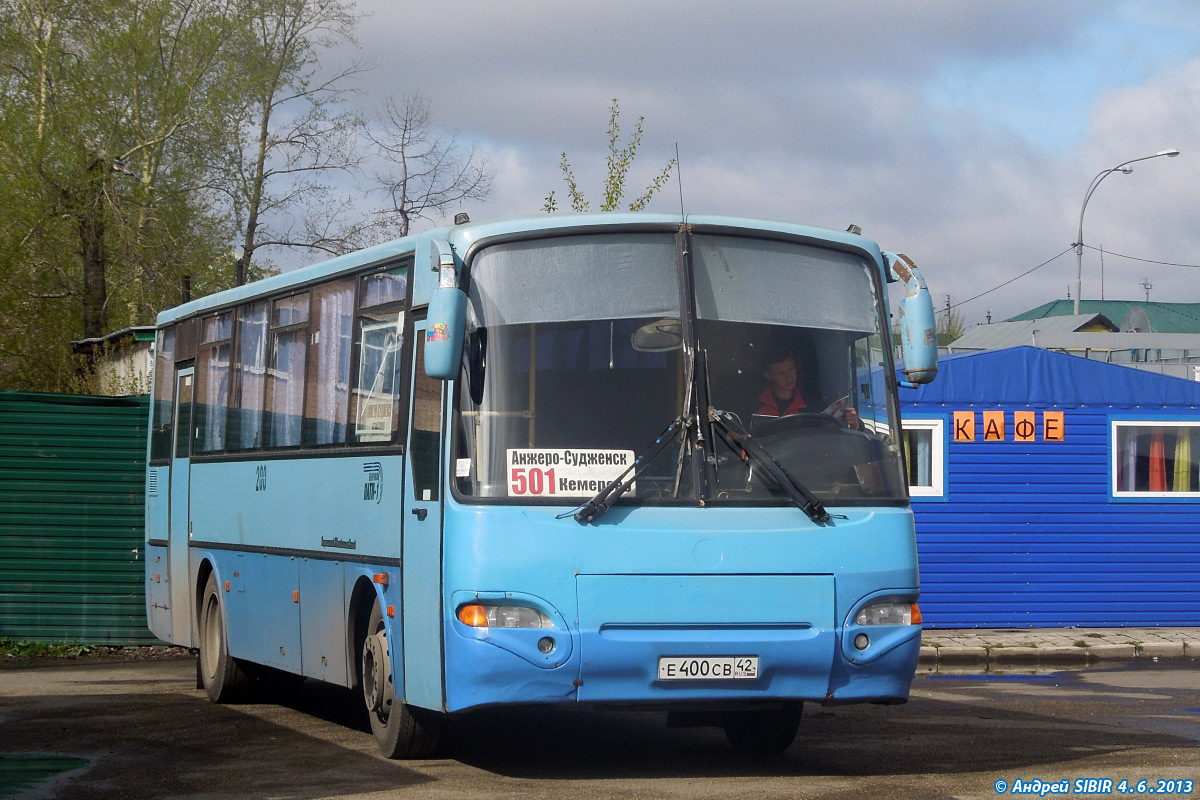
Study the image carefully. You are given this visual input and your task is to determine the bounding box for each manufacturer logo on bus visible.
[363,462,382,504]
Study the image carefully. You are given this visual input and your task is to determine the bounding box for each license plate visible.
[657,656,759,680]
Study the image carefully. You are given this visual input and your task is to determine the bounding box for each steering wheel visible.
[751,411,844,437]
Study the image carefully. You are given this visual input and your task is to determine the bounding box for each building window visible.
[901,418,945,498]
[1112,421,1200,497]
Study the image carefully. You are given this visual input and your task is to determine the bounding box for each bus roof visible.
[156,212,886,327]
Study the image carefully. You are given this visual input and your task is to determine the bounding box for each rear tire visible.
[198,573,250,702]
[723,703,802,754]
[361,599,442,758]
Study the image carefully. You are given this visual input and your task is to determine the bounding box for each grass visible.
[0,637,96,658]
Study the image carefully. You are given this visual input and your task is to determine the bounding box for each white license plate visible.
[657,656,759,680]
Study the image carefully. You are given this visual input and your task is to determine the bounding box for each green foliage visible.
[0,637,96,658]
[0,0,337,391]
[544,98,676,214]
[0,0,248,389]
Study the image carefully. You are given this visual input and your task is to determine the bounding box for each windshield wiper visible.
[571,415,692,524]
[710,411,832,525]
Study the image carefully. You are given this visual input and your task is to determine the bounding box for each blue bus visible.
[145,212,938,757]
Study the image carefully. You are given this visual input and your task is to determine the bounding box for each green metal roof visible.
[1007,299,1200,333]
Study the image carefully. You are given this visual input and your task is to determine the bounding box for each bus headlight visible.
[854,602,922,626]
[457,603,552,629]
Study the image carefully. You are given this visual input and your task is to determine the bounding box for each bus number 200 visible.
[511,467,556,495]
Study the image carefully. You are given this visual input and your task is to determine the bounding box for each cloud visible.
[1071,57,1200,307]
[333,0,1200,324]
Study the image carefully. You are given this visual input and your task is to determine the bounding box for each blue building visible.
[900,347,1200,628]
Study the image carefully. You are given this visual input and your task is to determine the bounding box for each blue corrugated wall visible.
[904,348,1200,629]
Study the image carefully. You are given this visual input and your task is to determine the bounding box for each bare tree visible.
[363,91,494,239]
[220,0,367,285]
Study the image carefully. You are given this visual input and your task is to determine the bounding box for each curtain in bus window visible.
[231,302,268,449]
[197,343,231,451]
[197,313,232,452]
[691,235,877,331]
[467,235,679,325]
[307,280,354,445]
[361,269,407,307]
[268,328,307,447]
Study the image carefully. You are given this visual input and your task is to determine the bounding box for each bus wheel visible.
[361,600,441,759]
[723,703,802,754]
[199,573,249,703]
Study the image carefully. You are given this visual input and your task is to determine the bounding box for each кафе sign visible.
[952,410,1064,442]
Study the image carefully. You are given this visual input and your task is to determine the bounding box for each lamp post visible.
[1073,149,1180,315]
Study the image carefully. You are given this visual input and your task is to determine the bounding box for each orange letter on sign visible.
[1013,411,1036,442]
[983,411,1005,442]
[953,411,975,442]
[1043,411,1064,441]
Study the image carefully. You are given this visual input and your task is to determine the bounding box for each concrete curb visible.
[918,628,1200,671]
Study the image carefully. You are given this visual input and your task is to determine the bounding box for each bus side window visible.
[230,302,269,450]
[196,312,233,452]
[175,317,198,362]
[265,293,311,448]
[411,337,442,500]
[174,373,194,460]
[304,278,355,445]
[352,266,408,444]
[149,326,176,463]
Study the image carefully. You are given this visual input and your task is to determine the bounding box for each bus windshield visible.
[454,230,906,506]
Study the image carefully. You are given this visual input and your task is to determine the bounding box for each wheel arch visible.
[194,557,217,645]
[347,575,381,691]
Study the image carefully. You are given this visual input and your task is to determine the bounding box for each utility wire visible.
[947,246,1073,311]
[1082,243,1200,269]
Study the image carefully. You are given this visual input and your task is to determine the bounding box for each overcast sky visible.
[337,0,1200,326]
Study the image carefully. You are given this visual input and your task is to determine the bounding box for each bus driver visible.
[757,350,863,430]
[757,351,808,417]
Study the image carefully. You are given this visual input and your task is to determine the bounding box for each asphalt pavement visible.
[4,649,1199,799]
[920,626,1200,671]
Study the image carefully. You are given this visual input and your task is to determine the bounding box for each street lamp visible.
[1074,148,1180,315]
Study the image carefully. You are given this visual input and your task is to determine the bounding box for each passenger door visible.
[168,367,194,645]
[402,318,446,710]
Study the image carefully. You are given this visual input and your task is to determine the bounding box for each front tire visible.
[361,599,442,758]
[198,573,249,702]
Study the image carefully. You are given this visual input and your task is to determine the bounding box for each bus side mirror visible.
[885,252,938,387]
[424,239,466,380]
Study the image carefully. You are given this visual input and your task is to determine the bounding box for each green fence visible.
[0,392,155,644]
